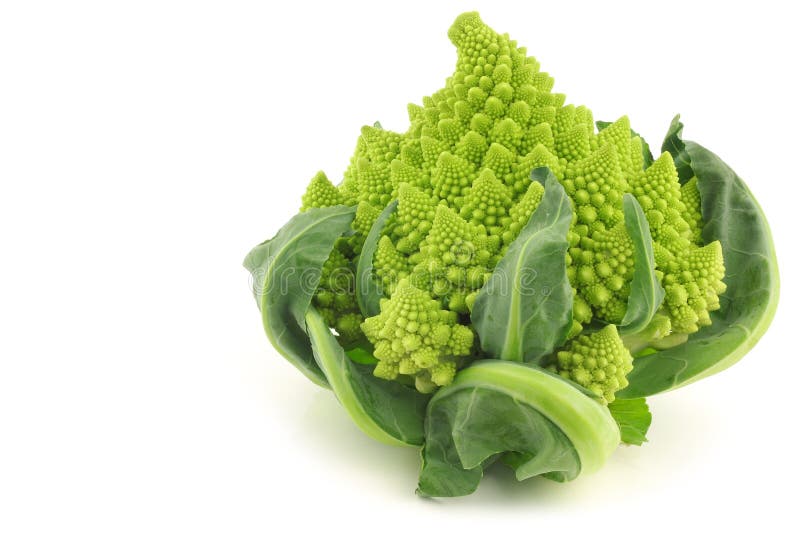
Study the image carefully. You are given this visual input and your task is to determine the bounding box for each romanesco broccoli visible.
[244,11,779,497]
[296,11,726,393]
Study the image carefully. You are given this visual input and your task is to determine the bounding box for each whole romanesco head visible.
[296,12,726,394]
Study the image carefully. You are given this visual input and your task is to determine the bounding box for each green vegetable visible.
[244,12,778,496]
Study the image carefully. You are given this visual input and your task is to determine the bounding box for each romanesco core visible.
[295,12,726,393]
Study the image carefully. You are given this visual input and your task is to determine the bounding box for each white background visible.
[1,1,797,532]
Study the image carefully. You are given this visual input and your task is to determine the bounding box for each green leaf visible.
[618,117,780,397]
[597,120,654,168]
[660,115,693,183]
[607,397,652,446]
[417,361,620,497]
[356,200,397,317]
[619,194,665,336]
[243,206,356,387]
[471,168,574,363]
[305,307,428,446]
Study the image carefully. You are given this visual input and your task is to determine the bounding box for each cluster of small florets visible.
[310,247,363,345]
[298,12,725,391]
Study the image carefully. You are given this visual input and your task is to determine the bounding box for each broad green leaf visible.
[305,307,427,446]
[471,169,573,363]
[619,194,665,336]
[418,361,619,497]
[243,206,356,387]
[618,117,780,397]
[356,200,397,317]
[597,120,654,168]
[607,397,652,446]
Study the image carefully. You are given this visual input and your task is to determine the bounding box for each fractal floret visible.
[550,325,633,404]
[244,12,778,497]
[361,279,474,393]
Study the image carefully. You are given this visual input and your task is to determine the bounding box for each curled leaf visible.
[243,206,356,387]
[418,361,619,497]
[619,117,780,397]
